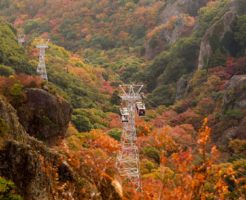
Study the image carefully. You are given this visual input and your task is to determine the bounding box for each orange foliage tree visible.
[134,119,242,200]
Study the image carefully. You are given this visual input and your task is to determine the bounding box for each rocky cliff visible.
[198,0,246,69]
[0,94,79,199]
[0,93,121,200]
[145,0,207,59]
[223,75,246,110]
[198,10,237,69]
[160,0,208,21]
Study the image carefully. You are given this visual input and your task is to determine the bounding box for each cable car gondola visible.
[120,107,129,122]
[136,101,146,116]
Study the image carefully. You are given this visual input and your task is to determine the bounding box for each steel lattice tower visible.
[36,41,49,81]
[116,84,143,191]
[17,33,25,46]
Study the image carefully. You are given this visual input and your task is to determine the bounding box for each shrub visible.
[143,146,160,164]
[141,159,157,174]
[145,36,199,97]
[90,36,116,50]
[0,65,14,76]
[223,109,245,121]
[0,176,23,200]
[235,15,246,52]
[8,82,24,106]
[110,91,121,105]
[24,19,50,35]
[0,78,25,106]
[72,114,92,132]
[237,0,246,15]
[0,20,34,74]
[196,0,230,37]
[229,139,246,156]
[208,49,226,67]
[107,129,122,141]
[148,84,175,107]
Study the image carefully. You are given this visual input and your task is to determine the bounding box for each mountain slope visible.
[0,0,245,199]
[145,0,246,105]
[0,19,122,199]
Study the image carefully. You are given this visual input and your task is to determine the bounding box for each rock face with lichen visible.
[212,75,246,145]
[176,75,189,100]
[160,0,208,21]
[223,75,246,110]
[0,140,74,200]
[0,18,122,200]
[0,95,122,200]
[0,96,26,140]
[223,75,246,141]
[145,0,207,59]
[16,88,72,143]
[198,11,237,69]
[0,95,76,199]
[198,0,246,69]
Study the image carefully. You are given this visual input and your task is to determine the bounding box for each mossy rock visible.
[0,117,9,137]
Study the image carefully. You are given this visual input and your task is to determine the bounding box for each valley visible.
[0,0,245,199]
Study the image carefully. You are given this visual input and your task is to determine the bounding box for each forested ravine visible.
[0,0,245,199]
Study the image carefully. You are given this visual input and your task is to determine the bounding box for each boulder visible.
[16,88,72,143]
[216,117,246,145]
[0,96,77,200]
[0,93,122,200]
[212,75,246,145]
[223,75,246,110]
[220,127,238,145]
[236,117,246,139]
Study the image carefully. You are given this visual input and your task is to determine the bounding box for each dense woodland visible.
[0,0,245,199]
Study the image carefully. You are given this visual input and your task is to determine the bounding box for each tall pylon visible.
[116,84,144,191]
[17,33,25,46]
[36,40,49,81]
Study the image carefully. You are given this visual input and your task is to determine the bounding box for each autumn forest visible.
[0,0,245,199]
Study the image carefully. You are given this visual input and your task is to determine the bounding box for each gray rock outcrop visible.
[0,95,122,200]
[159,0,208,22]
[0,96,76,199]
[16,88,72,143]
[145,0,207,59]
[223,75,246,110]
[198,11,237,69]
[176,76,189,100]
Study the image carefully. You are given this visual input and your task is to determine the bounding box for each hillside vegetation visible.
[0,0,245,199]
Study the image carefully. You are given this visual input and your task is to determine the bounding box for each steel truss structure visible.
[116,84,144,191]
[17,33,25,46]
[36,40,49,81]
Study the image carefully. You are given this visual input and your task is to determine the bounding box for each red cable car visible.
[136,101,146,116]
